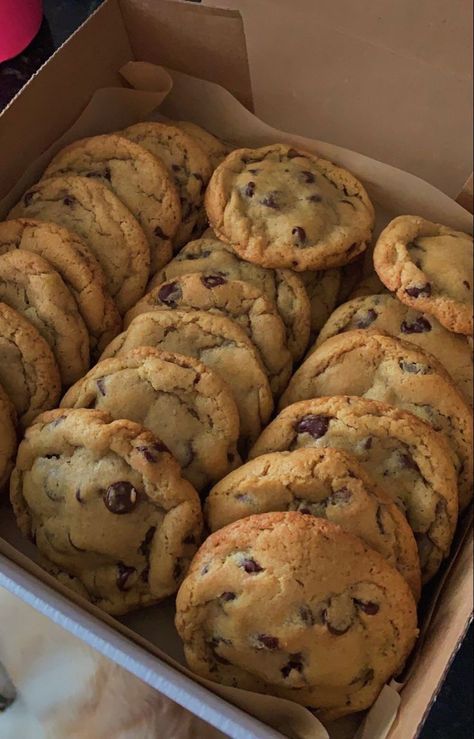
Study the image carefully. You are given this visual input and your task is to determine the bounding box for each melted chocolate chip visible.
[104,481,138,514]
[158,281,182,307]
[281,654,304,677]
[399,452,420,473]
[96,377,106,396]
[327,487,352,505]
[172,164,182,172]
[399,360,430,374]
[75,489,83,504]
[201,274,227,288]
[139,526,156,556]
[260,192,279,209]
[295,414,330,439]
[241,557,263,574]
[405,283,432,298]
[299,605,315,625]
[301,170,315,183]
[292,226,306,244]
[362,436,373,450]
[136,441,169,463]
[23,191,34,206]
[221,592,236,602]
[257,634,279,649]
[63,196,75,206]
[154,225,169,240]
[307,194,322,203]
[355,308,377,328]
[353,598,379,615]
[463,280,471,290]
[117,563,135,591]
[400,317,432,334]
[244,181,256,197]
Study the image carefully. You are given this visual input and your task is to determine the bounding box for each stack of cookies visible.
[1,123,472,723]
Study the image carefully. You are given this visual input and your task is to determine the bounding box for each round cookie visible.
[0,383,17,491]
[205,143,375,271]
[0,302,61,427]
[173,121,230,169]
[148,235,311,360]
[43,134,181,273]
[281,331,473,509]
[249,396,459,583]
[100,310,273,448]
[300,269,341,339]
[0,219,121,356]
[8,175,150,314]
[0,250,89,386]
[61,348,241,493]
[125,274,293,396]
[205,448,421,599]
[10,408,203,615]
[374,215,473,335]
[175,512,418,721]
[121,122,212,249]
[313,294,473,402]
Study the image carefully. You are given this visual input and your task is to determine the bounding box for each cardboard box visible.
[0,2,472,737]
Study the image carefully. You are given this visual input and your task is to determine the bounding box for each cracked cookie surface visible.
[0,219,121,356]
[0,302,61,427]
[61,348,240,493]
[205,448,421,598]
[148,235,311,361]
[122,122,212,249]
[205,143,375,270]
[0,382,17,491]
[281,330,473,510]
[125,273,292,396]
[0,250,89,386]
[10,408,203,615]
[249,396,459,582]
[175,512,418,721]
[43,134,181,273]
[374,215,473,335]
[9,175,150,315]
[314,293,473,402]
[100,310,273,448]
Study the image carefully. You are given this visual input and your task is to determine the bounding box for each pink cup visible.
[0,0,43,62]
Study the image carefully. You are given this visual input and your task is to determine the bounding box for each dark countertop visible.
[0,2,472,737]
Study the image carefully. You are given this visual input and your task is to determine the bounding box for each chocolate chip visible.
[104,481,138,514]
[355,308,377,328]
[44,453,60,460]
[399,360,430,374]
[295,414,330,439]
[281,654,304,677]
[307,194,322,203]
[353,598,379,615]
[405,283,432,298]
[158,281,182,307]
[96,377,106,396]
[63,196,75,206]
[172,164,181,172]
[301,170,315,183]
[116,563,135,591]
[327,487,352,505]
[244,181,256,197]
[139,526,156,556]
[399,452,420,473]
[241,557,263,574]
[257,634,279,649]
[260,192,279,209]
[136,441,169,463]
[463,280,471,289]
[400,317,432,334]
[221,592,236,602]
[299,605,315,625]
[287,149,302,159]
[23,191,34,206]
[154,225,169,240]
[292,226,306,244]
[201,274,227,288]
[362,436,373,450]
[75,488,83,504]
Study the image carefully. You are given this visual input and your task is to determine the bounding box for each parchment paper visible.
[0,60,472,739]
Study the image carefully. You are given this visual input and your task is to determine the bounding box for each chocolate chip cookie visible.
[0,382,17,491]
[281,331,473,510]
[300,268,341,339]
[173,121,230,169]
[43,134,181,273]
[314,294,473,402]
[125,274,293,396]
[9,175,150,314]
[121,122,212,249]
[61,348,241,493]
[0,219,121,356]
[175,512,418,721]
[0,250,89,386]
[205,448,421,598]
[374,215,473,335]
[0,302,61,427]
[100,310,273,447]
[10,408,203,615]
[205,144,375,271]
[249,396,459,582]
[148,235,311,361]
